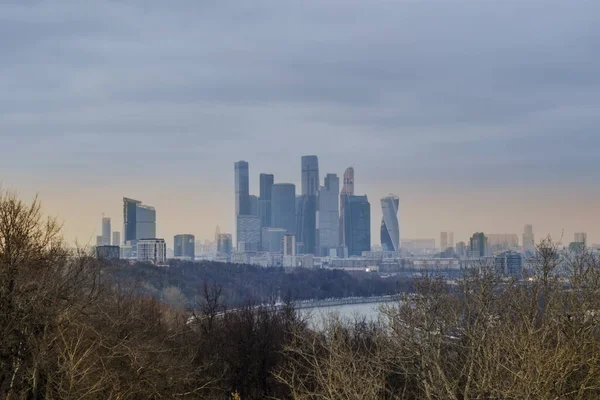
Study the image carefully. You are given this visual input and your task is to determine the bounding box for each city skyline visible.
[1,1,599,248]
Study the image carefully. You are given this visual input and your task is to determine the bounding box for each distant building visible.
[296,194,317,255]
[487,234,520,253]
[236,215,261,252]
[102,217,111,246]
[381,195,400,252]
[137,238,167,264]
[282,234,297,267]
[217,233,233,257]
[469,233,488,258]
[174,234,195,259]
[317,173,340,256]
[455,241,467,258]
[339,167,355,247]
[262,228,287,253]
[96,245,120,260]
[123,197,156,245]
[249,195,259,216]
[494,251,523,278]
[271,183,296,234]
[402,239,436,254]
[96,235,103,247]
[259,173,274,228]
[234,161,251,217]
[523,225,535,255]
[112,231,121,247]
[574,232,588,246]
[343,195,371,256]
[301,155,319,196]
[440,231,454,251]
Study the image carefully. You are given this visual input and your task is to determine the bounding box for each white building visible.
[137,238,167,264]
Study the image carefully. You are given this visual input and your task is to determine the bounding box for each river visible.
[300,300,398,328]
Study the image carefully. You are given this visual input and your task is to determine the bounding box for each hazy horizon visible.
[1,0,599,248]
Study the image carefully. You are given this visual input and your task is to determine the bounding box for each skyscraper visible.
[440,232,448,251]
[249,195,259,216]
[137,238,166,264]
[217,233,233,258]
[123,198,156,245]
[112,231,121,247]
[236,215,261,252]
[380,195,400,252]
[339,167,354,246]
[301,155,319,196]
[298,156,319,255]
[271,183,296,234]
[102,217,111,246]
[234,161,250,216]
[523,225,535,255]
[469,232,488,258]
[317,174,340,256]
[259,173,274,228]
[174,234,195,259]
[343,195,371,256]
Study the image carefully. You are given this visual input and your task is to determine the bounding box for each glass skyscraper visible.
[339,167,354,247]
[259,173,274,228]
[271,183,296,235]
[298,156,319,254]
[343,195,371,256]
[234,161,250,216]
[123,197,156,245]
[380,194,400,252]
[317,173,340,256]
[174,234,195,259]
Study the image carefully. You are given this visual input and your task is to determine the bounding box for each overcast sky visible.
[1,0,599,247]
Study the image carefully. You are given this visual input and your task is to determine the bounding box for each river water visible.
[300,301,396,328]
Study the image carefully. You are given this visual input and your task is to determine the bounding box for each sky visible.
[1,0,599,248]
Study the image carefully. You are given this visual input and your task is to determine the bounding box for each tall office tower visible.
[317,174,340,256]
[112,231,121,247]
[296,194,317,255]
[249,195,259,216]
[259,173,274,228]
[301,155,319,196]
[123,198,156,245]
[236,215,261,252]
[339,167,355,246]
[455,241,467,258]
[449,232,455,248]
[380,195,400,252]
[282,234,297,267]
[523,225,535,255]
[469,232,488,258]
[174,234,195,259]
[102,217,111,246]
[217,233,233,257]
[214,225,220,243]
[234,161,251,216]
[343,195,371,256]
[136,238,167,264]
[271,183,296,234]
[574,232,588,246]
[440,232,448,251]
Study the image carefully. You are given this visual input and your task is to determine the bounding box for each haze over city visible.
[1,0,599,247]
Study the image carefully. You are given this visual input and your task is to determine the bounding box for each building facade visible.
[343,195,371,256]
[217,233,233,257]
[259,173,274,228]
[123,197,156,245]
[96,245,120,260]
[174,234,195,259]
[523,225,535,255]
[234,161,250,216]
[380,194,400,252]
[469,233,488,258]
[137,238,167,264]
[339,167,355,247]
[261,228,287,253]
[271,183,296,234]
[317,173,340,256]
[112,231,121,247]
[102,217,111,246]
[236,215,261,252]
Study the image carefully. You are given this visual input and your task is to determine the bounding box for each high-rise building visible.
[236,215,261,252]
[574,232,588,246]
[96,245,120,260]
[261,228,287,253]
[112,231,121,247]
[301,155,319,196]
[469,233,488,258]
[282,234,297,267]
[343,195,371,256]
[174,234,195,259]
[494,251,523,277]
[339,167,355,246]
[102,217,111,246]
[234,161,251,216]
[123,197,156,245]
[455,241,467,258]
[214,225,220,243]
[440,231,454,251]
[296,194,317,255]
[380,195,400,252]
[137,238,167,264]
[259,173,274,228]
[317,174,340,256]
[249,195,259,216]
[271,183,296,234]
[523,225,535,255]
[217,233,233,257]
